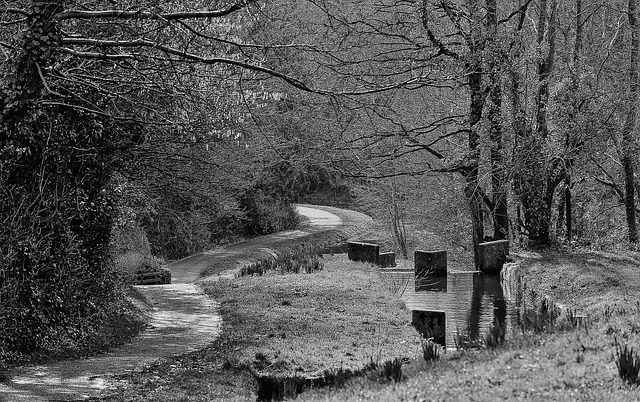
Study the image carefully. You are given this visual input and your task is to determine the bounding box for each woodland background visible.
[1,0,639,357]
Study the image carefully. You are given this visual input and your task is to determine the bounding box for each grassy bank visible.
[90,206,640,401]
[203,255,421,378]
[96,255,421,401]
[294,251,640,401]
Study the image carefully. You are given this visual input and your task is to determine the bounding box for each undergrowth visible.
[381,358,403,382]
[240,243,326,276]
[616,343,640,386]
[421,339,440,362]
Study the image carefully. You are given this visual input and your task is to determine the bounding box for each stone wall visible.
[347,241,380,264]
[415,250,447,278]
[377,252,396,268]
[478,240,509,272]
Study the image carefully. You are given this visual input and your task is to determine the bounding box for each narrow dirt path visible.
[0,206,344,402]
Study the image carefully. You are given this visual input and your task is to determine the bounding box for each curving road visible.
[0,206,342,401]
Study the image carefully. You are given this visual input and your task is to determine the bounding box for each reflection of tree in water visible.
[412,311,446,346]
[469,274,507,343]
[404,271,513,348]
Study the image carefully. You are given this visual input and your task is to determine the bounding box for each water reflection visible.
[386,270,515,349]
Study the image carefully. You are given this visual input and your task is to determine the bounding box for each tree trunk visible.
[513,0,560,247]
[465,0,486,267]
[2,1,63,141]
[623,0,639,244]
[486,0,508,240]
[566,178,573,242]
[564,0,581,243]
[466,62,485,265]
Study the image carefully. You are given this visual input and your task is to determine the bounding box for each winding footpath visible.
[0,206,342,402]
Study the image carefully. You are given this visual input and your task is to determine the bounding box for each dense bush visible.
[135,183,298,261]
[0,106,127,355]
[239,187,299,237]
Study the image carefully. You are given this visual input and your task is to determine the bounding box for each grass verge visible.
[95,255,421,401]
[295,251,640,401]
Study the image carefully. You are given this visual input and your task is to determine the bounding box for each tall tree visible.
[510,0,567,247]
[623,0,639,243]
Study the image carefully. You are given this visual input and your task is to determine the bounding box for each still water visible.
[380,268,519,349]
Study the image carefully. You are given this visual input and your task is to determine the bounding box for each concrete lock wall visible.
[377,252,396,268]
[478,240,509,272]
[347,241,380,264]
[415,250,447,278]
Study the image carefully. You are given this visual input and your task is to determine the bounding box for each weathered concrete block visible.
[377,252,396,268]
[478,240,509,272]
[415,250,447,278]
[321,243,348,255]
[415,274,447,292]
[347,241,380,264]
[412,310,446,346]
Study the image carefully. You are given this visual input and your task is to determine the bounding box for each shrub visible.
[381,358,403,382]
[239,187,299,237]
[454,326,483,351]
[522,296,560,333]
[110,220,151,257]
[421,339,440,362]
[616,344,640,386]
[0,184,119,356]
[240,244,326,276]
[484,318,506,349]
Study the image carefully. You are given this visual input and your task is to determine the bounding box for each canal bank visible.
[0,205,370,401]
[59,206,640,401]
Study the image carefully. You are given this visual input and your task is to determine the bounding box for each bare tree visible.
[622,0,640,243]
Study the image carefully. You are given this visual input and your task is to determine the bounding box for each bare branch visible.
[4,8,29,17]
[55,2,253,21]
[35,63,64,97]
[62,37,317,93]
[59,47,141,61]
[498,0,534,28]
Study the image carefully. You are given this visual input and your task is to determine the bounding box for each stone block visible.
[377,252,396,268]
[415,274,447,292]
[347,241,380,264]
[415,250,447,278]
[321,243,348,255]
[478,240,509,272]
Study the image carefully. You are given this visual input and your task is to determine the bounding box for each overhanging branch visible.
[55,2,254,21]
